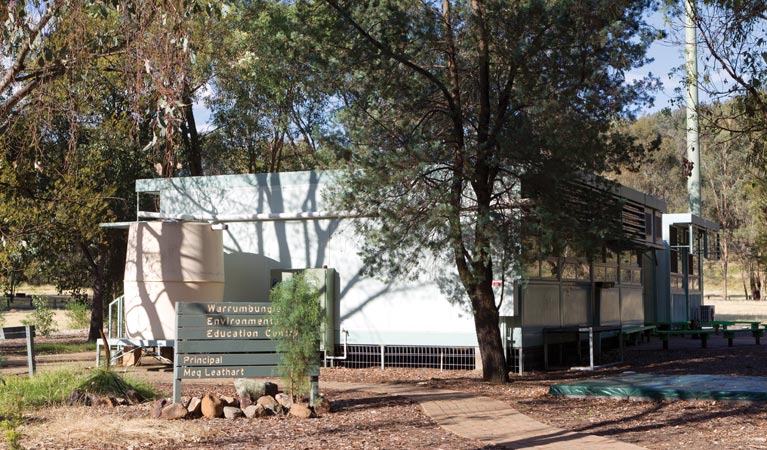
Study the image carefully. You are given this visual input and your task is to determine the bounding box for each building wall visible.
[139,172,480,348]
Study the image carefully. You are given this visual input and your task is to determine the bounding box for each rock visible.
[239,395,253,409]
[221,395,239,407]
[151,399,169,418]
[160,403,188,420]
[223,406,245,419]
[289,403,312,419]
[314,396,331,416]
[234,379,278,401]
[201,394,224,419]
[93,396,118,408]
[67,390,87,406]
[256,395,277,413]
[85,393,102,406]
[124,389,143,405]
[243,404,266,419]
[187,397,202,417]
[275,393,293,409]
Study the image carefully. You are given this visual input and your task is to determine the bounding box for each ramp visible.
[550,373,767,401]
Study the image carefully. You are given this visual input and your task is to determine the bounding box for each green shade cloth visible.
[550,373,767,401]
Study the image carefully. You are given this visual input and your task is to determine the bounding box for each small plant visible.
[65,300,91,330]
[269,272,325,403]
[1,413,22,450]
[21,295,57,336]
[0,396,22,450]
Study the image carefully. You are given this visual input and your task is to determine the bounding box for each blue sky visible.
[628,9,690,117]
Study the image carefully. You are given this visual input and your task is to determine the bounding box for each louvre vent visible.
[621,201,646,243]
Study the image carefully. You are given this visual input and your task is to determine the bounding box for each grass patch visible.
[75,367,158,401]
[33,342,96,355]
[0,368,85,415]
[0,367,159,417]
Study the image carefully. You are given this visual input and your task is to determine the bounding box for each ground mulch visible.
[3,333,767,449]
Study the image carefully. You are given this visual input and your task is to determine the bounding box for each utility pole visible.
[686,0,701,216]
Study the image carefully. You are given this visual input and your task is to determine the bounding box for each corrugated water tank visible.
[123,221,225,340]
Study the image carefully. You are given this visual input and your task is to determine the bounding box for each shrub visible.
[269,272,325,402]
[75,367,157,401]
[65,300,91,330]
[21,296,57,336]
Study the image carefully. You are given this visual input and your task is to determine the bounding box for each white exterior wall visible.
[141,172,478,347]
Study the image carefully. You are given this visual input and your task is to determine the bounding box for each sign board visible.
[172,302,282,402]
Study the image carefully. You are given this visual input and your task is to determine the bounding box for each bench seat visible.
[722,328,763,346]
[622,325,656,345]
[654,329,713,350]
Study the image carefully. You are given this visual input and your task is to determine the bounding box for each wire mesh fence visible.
[328,344,477,370]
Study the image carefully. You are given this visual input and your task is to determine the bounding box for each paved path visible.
[323,381,646,450]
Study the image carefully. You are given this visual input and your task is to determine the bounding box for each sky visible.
[628,9,692,117]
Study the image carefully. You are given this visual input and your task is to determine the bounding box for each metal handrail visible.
[107,295,124,339]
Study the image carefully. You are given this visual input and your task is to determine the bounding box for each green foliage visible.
[205,1,341,174]
[1,407,22,450]
[269,272,325,402]
[21,295,57,337]
[65,300,91,330]
[0,368,83,415]
[0,367,156,422]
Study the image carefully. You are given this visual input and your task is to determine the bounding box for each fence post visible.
[25,325,35,377]
[380,344,385,370]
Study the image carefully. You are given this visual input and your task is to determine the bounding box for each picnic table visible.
[700,321,762,345]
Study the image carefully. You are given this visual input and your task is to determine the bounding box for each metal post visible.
[117,296,123,338]
[588,327,594,371]
[686,0,701,216]
[380,345,385,370]
[25,325,35,377]
[309,375,319,407]
[172,304,181,403]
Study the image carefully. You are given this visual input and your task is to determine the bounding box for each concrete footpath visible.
[323,381,646,450]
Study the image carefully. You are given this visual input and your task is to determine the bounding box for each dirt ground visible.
[1,310,71,329]
[3,331,767,450]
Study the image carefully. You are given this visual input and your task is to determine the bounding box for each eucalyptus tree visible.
[617,110,688,212]
[308,0,660,382]
[204,0,339,174]
[661,1,767,294]
[1,0,226,176]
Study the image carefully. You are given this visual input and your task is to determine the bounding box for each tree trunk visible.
[742,260,750,299]
[181,84,204,176]
[88,247,107,342]
[469,280,508,382]
[752,271,762,301]
[721,237,729,300]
